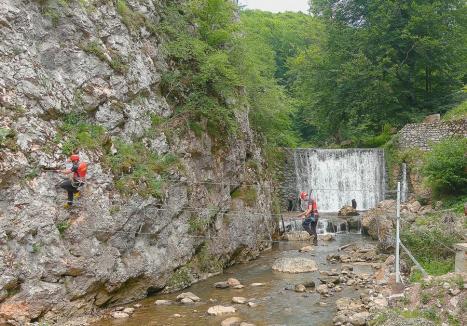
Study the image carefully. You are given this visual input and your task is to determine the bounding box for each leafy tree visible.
[292,0,467,145]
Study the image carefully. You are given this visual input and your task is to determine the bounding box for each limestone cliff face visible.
[0,1,274,324]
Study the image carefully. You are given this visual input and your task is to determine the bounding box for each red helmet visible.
[300,192,308,200]
[70,154,80,162]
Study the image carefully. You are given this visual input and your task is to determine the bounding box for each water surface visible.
[94,233,373,326]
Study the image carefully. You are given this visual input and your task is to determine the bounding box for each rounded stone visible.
[272,257,318,273]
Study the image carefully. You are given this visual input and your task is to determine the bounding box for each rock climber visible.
[59,154,87,208]
[297,194,319,245]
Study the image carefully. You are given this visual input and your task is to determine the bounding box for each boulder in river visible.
[294,284,306,293]
[215,281,230,289]
[303,281,315,289]
[338,205,359,217]
[282,231,311,241]
[180,298,194,304]
[111,311,129,319]
[349,311,370,325]
[272,257,318,273]
[207,305,236,316]
[221,317,242,326]
[232,296,247,304]
[299,245,314,252]
[122,307,135,314]
[176,292,200,302]
[318,234,334,241]
[227,278,241,287]
[155,299,172,305]
[316,284,329,295]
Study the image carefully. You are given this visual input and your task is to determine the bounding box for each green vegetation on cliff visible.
[160,0,297,150]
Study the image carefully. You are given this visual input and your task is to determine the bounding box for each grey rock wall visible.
[0,1,273,324]
[397,119,467,150]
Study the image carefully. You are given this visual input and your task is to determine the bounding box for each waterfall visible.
[401,163,408,203]
[293,149,386,212]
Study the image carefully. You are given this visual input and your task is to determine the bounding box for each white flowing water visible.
[293,149,386,212]
[401,162,408,203]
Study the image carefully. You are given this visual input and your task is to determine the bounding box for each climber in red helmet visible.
[297,192,319,245]
[59,153,87,208]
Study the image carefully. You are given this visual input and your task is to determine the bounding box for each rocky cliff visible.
[0,1,274,324]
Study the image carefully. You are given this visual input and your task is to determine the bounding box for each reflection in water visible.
[93,234,373,326]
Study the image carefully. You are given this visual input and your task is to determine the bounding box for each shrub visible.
[401,227,461,275]
[57,221,70,235]
[57,113,107,155]
[105,140,178,198]
[231,186,257,207]
[188,214,209,234]
[423,137,467,196]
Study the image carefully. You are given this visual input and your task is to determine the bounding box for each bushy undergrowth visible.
[57,113,107,155]
[104,140,178,198]
[423,137,467,196]
[401,226,462,275]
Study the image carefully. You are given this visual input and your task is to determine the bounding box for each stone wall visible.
[397,119,467,150]
[281,149,298,210]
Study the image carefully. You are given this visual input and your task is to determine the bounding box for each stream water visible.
[94,233,373,326]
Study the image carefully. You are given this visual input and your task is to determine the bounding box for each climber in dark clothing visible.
[297,196,319,245]
[59,154,87,208]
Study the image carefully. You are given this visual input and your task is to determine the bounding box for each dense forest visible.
[162,0,466,149]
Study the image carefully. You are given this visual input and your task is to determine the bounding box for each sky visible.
[238,0,310,13]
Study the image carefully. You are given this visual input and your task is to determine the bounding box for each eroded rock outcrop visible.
[0,1,274,324]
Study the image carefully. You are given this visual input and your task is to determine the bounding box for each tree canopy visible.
[289,0,467,145]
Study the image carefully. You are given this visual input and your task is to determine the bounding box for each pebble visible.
[176,292,201,302]
[133,303,142,308]
[247,302,257,307]
[232,296,247,304]
[215,281,230,289]
[221,317,242,326]
[122,307,135,314]
[180,298,194,304]
[449,288,461,296]
[294,284,306,293]
[233,284,245,289]
[173,314,181,318]
[155,299,172,305]
[319,302,328,306]
[250,283,265,287]
[111,311,129,319]
[207,305,236,316]
[299,245,314,252]
[227,278,241,287]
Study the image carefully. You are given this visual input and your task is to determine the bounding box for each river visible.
[94,233,373,326]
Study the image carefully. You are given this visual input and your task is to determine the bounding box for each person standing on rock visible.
[59,154,87,208]
[299,191,308,211]
[297,195,319,245]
